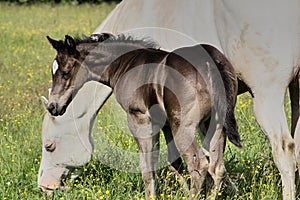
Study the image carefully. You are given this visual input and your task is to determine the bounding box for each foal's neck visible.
[81,42,153,88]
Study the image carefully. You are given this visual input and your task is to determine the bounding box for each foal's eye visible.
[62,71,71,80]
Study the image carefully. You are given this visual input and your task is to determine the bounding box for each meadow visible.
[0,2,293,199]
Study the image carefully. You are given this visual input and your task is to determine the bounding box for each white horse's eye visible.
[52,60,59,75]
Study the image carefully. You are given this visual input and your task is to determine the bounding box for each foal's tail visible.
[201,44,242,148]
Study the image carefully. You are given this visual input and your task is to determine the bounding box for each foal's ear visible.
[64,35,78,56]
[46,36,64,52]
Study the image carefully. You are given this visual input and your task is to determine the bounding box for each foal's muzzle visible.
[47,102,68,116]
[47,102,59,116]
[47,96,73,116]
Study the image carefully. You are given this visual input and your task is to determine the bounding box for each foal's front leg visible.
[127,111,160,199]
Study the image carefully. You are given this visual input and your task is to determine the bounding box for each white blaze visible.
[52,60,59,75]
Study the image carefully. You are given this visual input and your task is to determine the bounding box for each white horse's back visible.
[96,0,221,50]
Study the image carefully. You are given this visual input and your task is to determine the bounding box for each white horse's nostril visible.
[44,140,56,152]
[38,185,55,195]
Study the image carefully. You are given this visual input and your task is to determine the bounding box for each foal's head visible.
[46,34,112,116]
[46,35,83,116]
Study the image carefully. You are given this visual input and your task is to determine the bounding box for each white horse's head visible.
[38,81,112,194]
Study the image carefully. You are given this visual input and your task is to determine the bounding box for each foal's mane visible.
[74,33,160,50]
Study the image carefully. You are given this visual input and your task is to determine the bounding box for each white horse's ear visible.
[41,96,48,111]
[48,88,52,98]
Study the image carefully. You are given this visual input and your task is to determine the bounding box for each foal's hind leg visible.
[127,112,160,199]
[162,125,184,173]
[162,125,189,193]
[207,126,226,199]
[171,122,209,196]
[200,120,237,195]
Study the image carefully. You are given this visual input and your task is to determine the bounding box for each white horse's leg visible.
[127,112,159,199]
[253,91,296,200]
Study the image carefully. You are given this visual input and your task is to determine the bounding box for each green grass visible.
[0,3,292,199]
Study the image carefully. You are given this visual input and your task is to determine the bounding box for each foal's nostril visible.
[47,102,58,116]
[47,102,54,111]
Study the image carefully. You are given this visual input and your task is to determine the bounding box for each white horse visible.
[38,81,112,194]
[94,0,300,199]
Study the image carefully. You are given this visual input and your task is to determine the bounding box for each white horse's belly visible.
[214,0,300,92]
